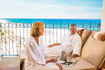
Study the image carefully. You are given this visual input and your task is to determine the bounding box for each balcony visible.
[0,22,101,56]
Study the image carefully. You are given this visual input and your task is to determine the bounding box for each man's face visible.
[70,26,77,35]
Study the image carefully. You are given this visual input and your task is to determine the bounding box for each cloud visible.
[0,0,102,19]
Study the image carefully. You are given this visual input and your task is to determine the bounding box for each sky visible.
[0,0,103,19]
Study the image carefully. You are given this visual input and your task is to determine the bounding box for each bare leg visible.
[56,63,63,70]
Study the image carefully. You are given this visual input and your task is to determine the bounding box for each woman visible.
[25,22,62,70]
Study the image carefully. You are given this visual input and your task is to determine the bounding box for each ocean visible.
[0,18,101,31]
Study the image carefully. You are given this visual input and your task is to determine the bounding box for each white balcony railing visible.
[0,22,101,56]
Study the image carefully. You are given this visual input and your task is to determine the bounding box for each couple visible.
[25,22,82,70]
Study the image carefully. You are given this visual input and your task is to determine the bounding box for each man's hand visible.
[48,43,61,47]
[46,58,57,63]
[70,54,78,58]
[48,44,53,47]
[50,58,57,62]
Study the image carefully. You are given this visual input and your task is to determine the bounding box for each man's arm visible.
[46,58,57,63]
[48,43,61,47]
[70,35,82,58]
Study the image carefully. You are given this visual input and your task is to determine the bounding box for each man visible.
[48,24,82,58]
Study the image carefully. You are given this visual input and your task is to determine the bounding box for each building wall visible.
[101,0,105,31]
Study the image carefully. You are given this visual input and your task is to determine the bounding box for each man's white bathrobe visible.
[25,36,59,70]
[59,32,82,56]
[46,32,82,57]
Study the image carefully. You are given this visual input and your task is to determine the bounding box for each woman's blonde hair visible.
[30,21,44,37]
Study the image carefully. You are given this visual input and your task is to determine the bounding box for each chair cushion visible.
[78,29,92,56]
[62,57,96,70]
[81,34,105,67]
[77,29,92,47]
[81,30,92,46]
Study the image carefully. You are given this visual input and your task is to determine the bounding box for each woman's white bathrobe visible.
[25,36,59,70]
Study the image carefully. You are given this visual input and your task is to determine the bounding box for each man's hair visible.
[71,24,76,26]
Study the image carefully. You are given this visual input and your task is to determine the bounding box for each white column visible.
[101,0,105,31]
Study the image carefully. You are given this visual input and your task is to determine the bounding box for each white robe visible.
[46,32,82,57]
[25,36,59,70]
[58,32,82,56]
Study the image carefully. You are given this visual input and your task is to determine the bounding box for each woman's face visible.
[39,26,44,36]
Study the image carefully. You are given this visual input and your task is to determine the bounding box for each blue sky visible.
[0,0,103,19]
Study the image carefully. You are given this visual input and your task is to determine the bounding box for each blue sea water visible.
[1,18,101,31]
[4,18,101,24]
